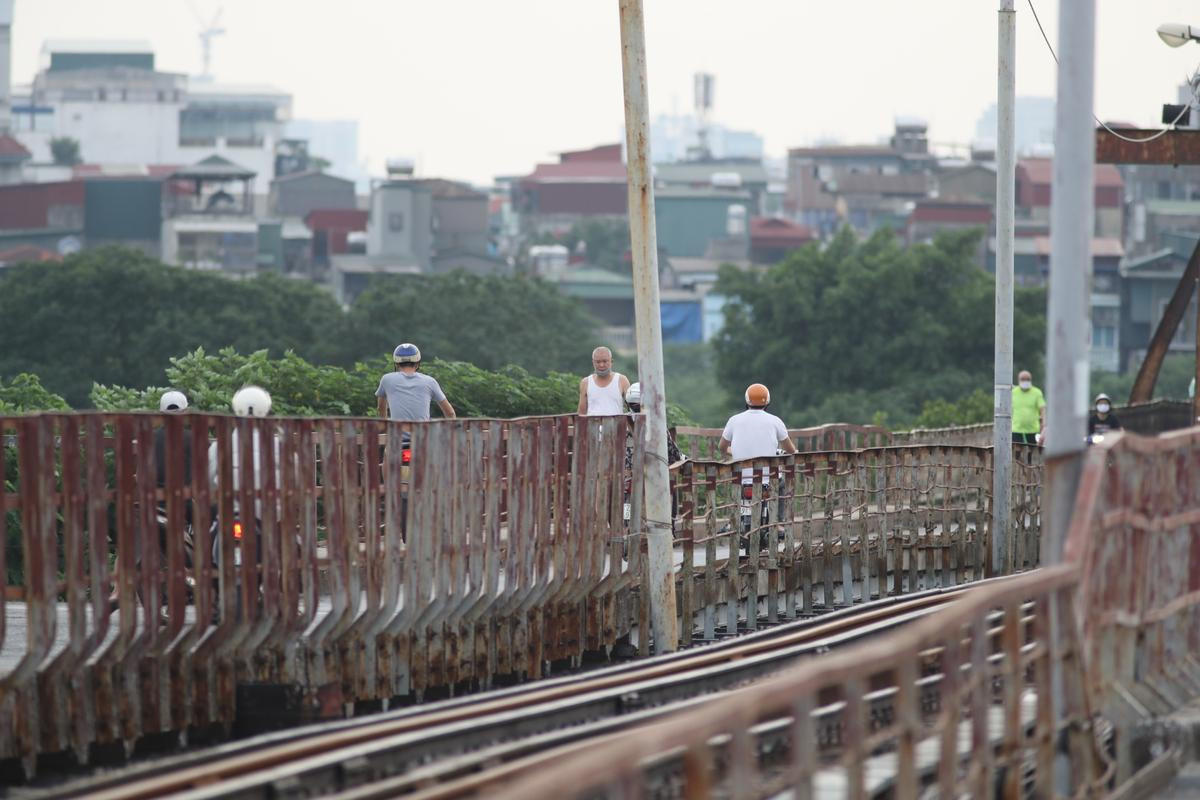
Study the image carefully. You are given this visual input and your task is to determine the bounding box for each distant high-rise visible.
[974,97,1056,155]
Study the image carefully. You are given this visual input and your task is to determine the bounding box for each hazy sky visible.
[11,1,1200,184]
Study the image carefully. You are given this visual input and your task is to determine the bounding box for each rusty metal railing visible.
[1064,426,1200,783]
[0,412,1046,776]
[0,411,639,773]
[669,445,1043,650]
[495,565,1104,799]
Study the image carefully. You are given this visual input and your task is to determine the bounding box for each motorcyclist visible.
[624,382,682,465]
[1087,392,1122,438]
[375,343,456,422]
[154,390,192,490]
[208,385,280,516]
[719,383,798,550]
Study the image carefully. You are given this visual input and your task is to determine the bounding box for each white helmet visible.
[159,390,188,412]
[625,382,642,406]
[231,385,272,417]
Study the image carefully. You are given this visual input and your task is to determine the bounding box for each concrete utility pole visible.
[617,0,678,653]
[1046,1,1095,794]
[992,0,1016,575]
[1043,0,1095,566]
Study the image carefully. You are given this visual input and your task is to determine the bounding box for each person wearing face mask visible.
[1012,369,1045,445]
[1087,393,1122,437]
[578,345,630,416]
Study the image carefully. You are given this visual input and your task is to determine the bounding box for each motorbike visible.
[156,502,262,620]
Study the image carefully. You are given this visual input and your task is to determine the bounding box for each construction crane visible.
[186,0,225,79]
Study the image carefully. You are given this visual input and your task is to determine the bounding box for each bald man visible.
[578,346,630,416]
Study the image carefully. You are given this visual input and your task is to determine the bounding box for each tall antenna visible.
[187,1,225,79]
[691,72,714,161]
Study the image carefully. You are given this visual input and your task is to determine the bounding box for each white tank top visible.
[586,373,625,416]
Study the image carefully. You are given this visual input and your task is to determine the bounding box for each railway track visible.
[42,581,992,799]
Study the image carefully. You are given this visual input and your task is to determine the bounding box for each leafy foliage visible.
[88,347,587,419]
[336,271,600,374]
[713,228,1046,428]
[0,247,347,406]
[913,388,993,429]
[50,136,81,166]
[0,374,70,414]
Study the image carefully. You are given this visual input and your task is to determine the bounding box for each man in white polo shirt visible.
[719,383,797,549]
[719,383,797,463]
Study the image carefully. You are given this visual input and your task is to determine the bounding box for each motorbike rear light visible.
[742,485,755,500]
[402,448,412,465]
[232,521,244,540]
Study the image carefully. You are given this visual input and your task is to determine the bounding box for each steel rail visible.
[45,580,1000,799]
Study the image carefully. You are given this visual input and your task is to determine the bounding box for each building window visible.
[1092,324,1116,349]
[389,212,404,232]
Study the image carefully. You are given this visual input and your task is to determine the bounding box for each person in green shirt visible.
[1012,369,1045,445]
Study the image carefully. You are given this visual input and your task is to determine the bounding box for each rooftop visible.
[0,134,32,163]
[910,200,992,224]
[419,178,487,199]
[42,39,153,55]
[749,216,815,243]
[1018,158,1123,188]
[523,160,627,183]
[271,170,353,186]
[0,244,62,267]
[171,155,256,181]
[788,144,898,159]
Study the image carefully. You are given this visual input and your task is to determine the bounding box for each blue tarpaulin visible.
[660,301,703,343]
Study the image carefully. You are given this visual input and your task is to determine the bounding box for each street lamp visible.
[1157,23,1200,48]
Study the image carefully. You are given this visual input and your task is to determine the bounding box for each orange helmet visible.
[744,383,771,407]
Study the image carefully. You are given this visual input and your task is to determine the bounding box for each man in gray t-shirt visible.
[375,342,457,421]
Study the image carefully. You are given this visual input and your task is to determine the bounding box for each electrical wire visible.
[1026,0,1199,143]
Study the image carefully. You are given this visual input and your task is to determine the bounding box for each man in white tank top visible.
[578,345,630,416]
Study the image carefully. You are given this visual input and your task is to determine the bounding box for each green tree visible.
[50,136,82,166]
[0,374,70,413]
[713,228,1046,428]
[336,271,600,374]
[0,247,346,405]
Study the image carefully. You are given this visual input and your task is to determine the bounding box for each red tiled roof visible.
[305,208,368,230]
[0,135,32,159]
[0,245,62,265]
[523,160,627,183]
[910,201,992,224]
[72,164,180,178]
[559,143,622,163]
[749,216,815,244]
[1018,158,1123,188]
